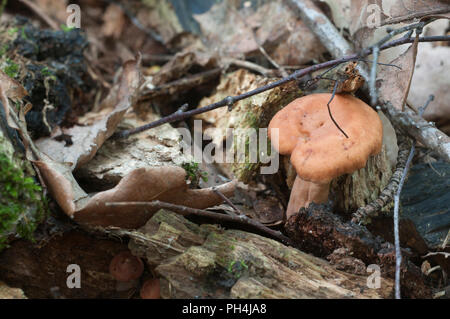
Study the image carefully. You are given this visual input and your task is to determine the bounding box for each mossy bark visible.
[0,108,45,251]
[128,209,394,298]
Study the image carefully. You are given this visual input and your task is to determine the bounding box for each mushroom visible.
[268,93,383,219]
[140,278,160,299]
[109,251,144,282]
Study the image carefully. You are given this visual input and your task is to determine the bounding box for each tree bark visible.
[128,209,394,298]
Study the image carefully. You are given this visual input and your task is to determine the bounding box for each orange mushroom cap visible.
[140,278,161,299]
[109,251,144,282]
[269,93,383,183]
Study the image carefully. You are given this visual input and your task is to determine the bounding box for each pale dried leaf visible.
[101,4,126,39]
[0,71,28,129]
[408,43,450,134]
[74,166,236,228]
[194,0,325,65]
[377,37,419,110]
[35,57,141,170]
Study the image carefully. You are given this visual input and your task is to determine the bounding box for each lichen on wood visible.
[195,69,302,183]
[128,209,394,298]
[0,113,46,251]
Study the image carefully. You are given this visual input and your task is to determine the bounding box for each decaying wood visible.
[0,281,26,299]
[284,204,431,299]
[381,102,450,162]
[330,112,398,215]
[352,134,412,223]
[0,221,129,298]
[125,209,394,299]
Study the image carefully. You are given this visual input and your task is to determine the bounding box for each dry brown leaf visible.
[152,50,218,86]
[35,0,69,24]
[0,71,28,129]
[35,56,141,170]
[74,166,236,228]
[194,0,325,65]
[101,4,126,39]
[74,110,192,188]
[408,43,450,134]
[377,36,419,110]
[33,160,86,216]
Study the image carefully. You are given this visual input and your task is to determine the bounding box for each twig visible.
[352,95,435,224]
[140,68,222,101]
[351,135,411,223]
[369,46,380,107]
[105,200,294,246]
[381,101,450,162]
[443,229,450,249]
[393,95,433,299]
[222,57,276,77]
[327,80,348,138]
[381,7,450,26]
[101,0,164,44]
[113,35,450,139]
[288,0,450,161]
[212,186,242,216]
[232,6,288,77]
[17,0,60,30]
[422,252,450,259]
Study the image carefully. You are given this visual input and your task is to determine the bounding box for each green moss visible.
[244,112,259,129]
[7,26,18,36]
[60,24,75,33]
[0,153,46,251]
[226,259,250,279]
[181,161,208,186]
[3,58,19,78]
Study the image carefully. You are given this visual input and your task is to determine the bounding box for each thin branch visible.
[393,95,433,299]
[351,134,412,223]
[105,200,294,246]
[222,57,276,77]
[369,46,380,107]
[17,0,60,30]
[352,95,435,224]
[212,186,243,217]
[112,35,450,139]
[381,7,450,26]
[327,80,348,138]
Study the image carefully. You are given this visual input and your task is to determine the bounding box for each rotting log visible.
[284,204,432,299]
[0,105,46,251]
[128,209,394,298]
[0,218,129,299]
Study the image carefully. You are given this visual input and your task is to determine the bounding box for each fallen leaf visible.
[377,36,419,110]
[0,70,28,129]
[152,49,218,86]
[194,0,326,65]
[408,43,450,134]
[101,4,126,39]
[35,56,141,170]
[74,166,236,228]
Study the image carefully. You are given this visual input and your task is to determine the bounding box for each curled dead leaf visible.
[35,56,141,170]
[377,37,419,110]
[74,166,236,228]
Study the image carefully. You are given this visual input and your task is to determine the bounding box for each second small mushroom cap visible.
[109,251,144,282]
[269,93,383,183]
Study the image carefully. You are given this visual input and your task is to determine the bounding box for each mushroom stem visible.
[286,176,330,219]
